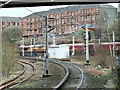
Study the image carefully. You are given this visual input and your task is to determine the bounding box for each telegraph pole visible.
[45,16,49,74]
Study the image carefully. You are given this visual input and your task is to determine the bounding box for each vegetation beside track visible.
[1,26,23,78]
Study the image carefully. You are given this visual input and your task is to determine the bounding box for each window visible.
[67,26,69,30]
[7,22,9,26]
[2,22,5,26]
[27,19,28,22]
[34,29,37,34]
[96,15,99,20]
[71,25,74,30]
[81,16,84,22]
[61,13,64,17]
[56,20,59,25]
[91,9,94,13]
[2,27,5,30]
[13,22,15,25]
[56,14,59,18]
[27,31,29,35]
[39,18,42,22]
[96,8,99,12]
[81,10,84,14]
[67,12,70,16]
[75,11,78,16]
[27,24,29,28]
[30,30,32,35]
[62,25,65,31]
[39,23,42,28]
[62,19,65,24]
[35,18,37,22]
[75,25,78,30]
[53,20,55,26]
[91,23,94,27]
[91,15,94,21]
[86,10,90,13]
[30,18,32,22]
[86,16,90,21]
[75,17,78,23]
[30,23,32,28]
[17,23,19,26]
[71,12,74,16]
[34,23,37,28]
[71,18,74,23]
[67,18,70,23]
[39,29,42,34]
[49,21,51,26]
[8,22,10,25]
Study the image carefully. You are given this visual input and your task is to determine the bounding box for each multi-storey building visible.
[0,17,22,31]
[23,4,117,36]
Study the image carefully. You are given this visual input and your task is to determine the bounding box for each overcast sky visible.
[0,3,118,17]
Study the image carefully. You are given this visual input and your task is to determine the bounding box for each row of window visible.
[1,22,20,26]
[26,8,99,23]
[27,24,79,35]
[26,14,99,29]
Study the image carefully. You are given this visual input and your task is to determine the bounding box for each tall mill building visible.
[0,17,22,31]
[22,4,117,36]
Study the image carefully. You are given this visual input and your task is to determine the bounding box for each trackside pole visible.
[72,36,75,56]
[31,37,32,57]
[45,16,49,74]
[34,34,36,61]
[86,24,89,64]
[113,31,115,57]
[22,37,24,57]
[53,34,56,45]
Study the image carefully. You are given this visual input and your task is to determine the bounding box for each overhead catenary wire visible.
[0,0,13,7]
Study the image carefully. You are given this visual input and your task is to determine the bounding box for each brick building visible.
[23,4,117,36]
[0,17,22,31]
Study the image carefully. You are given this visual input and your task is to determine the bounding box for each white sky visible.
[0,3,118,17]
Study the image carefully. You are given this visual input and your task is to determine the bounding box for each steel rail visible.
[0,61,35,89]
[0,62,26,86]
[22,57,70,90]
[49,60,69,90]
[61,61,84,88]
[22,57,84,89]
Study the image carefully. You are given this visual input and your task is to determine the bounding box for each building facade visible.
[22,4,117,36]
[0,17,22,31]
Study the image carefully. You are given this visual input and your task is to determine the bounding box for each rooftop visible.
[0,16,22,22]
[24,4,117,19]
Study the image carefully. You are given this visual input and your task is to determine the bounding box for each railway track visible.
[21,57,84,89]
[54,61,84,90]
[0,61,35,89]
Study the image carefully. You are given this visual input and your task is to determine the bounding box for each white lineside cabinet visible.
[48,45,69,59]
